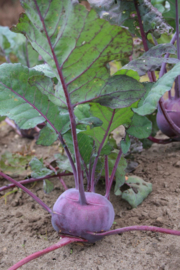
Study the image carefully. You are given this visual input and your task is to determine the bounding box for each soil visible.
[1,122,180,270]
[0,0,23,27]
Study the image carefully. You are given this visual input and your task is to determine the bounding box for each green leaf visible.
[100,143,114,156]
[0,63,69,133]
[88,0,172,38]
[138,0,172,38]
[137,82,155,108]
[0,151,32,177]
[0,115,6,122]
[75,104,103,128]
[140,111,159,149]
[120,134,131,154]
[63,131,94,165]
[0,26,17,56]
[29,157,52,178]
[43,179,54,194]
[33,64,55,78]
[122,176,152,208]
[36,123,58,146]
[134,62,180,116]
[122,44,178,76]
[54,153,73,172]
[83,103,137,147]
[93,75,145,109]
[114,69,140,81]
[13,33,41,67]
[127,113,152,139]
[163,0,180,29]
[13,0,134,107]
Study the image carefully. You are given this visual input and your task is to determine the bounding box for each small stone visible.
[15,212,23,218]
[28,216,41,223]
[95,260,102,265]
[157,165,163,171]
[173,161,180,168]
[164,172,170,176]
[164,183,168,188]
[156,217,163,223]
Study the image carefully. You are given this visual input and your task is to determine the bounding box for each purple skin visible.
[51,188,115,243]
[156,98,180,137]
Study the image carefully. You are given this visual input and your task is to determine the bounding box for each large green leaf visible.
[13,0,142,108]
[83,103,137,147]
[134,62,180,116]
[0,63,69,132]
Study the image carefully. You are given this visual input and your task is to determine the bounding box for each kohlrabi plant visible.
[156,1,180,140]
[1,1,180,269]
[135,0,180,145]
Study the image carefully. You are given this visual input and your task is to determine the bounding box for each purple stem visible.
[148,135,180,144]
[88,225,180,237]
[80,153,89,182]
[34,0,86,205]
[44,161,68,191]
[0,172,73,193]
[90,110,115,192]
[87,142,95,192]
[59,177,68,190]
[159,98,180,135]
[134,0,156,83]
[8,237,87,270]
[176,0,180,98]
[0,171,52,213]
[1,47,11,63]
[105,149,122,199]
[168,90,172,99]
[105,155,110,200]
[159,32,177,78]
[175,77,179,99]
[25,38,30,68]
[5,117,22,136]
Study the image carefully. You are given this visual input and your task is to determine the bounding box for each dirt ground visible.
[1,122,180,270]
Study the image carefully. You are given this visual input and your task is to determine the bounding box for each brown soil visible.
[1,122,180,270]
[0,0,23,27]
